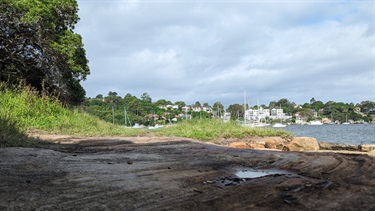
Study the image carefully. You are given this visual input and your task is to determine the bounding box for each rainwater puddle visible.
[235,168,296,179]
[206,168,299,187]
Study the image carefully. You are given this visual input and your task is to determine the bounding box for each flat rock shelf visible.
[0,136,374,210]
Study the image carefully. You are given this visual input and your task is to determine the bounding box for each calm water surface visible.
[279,124,375,145]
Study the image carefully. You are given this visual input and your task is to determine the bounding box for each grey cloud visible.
[76,0,373,107]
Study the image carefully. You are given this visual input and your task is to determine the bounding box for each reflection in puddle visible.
[206,168,299,187]
[235,168,296,179]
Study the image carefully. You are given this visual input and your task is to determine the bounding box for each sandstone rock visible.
[358,144,375,152]
[247,143,265,149]
[263,137,285,150]
[228,142,247,149]
[322,118,331,124]
[283,137,319,151]
[319,142,357,151]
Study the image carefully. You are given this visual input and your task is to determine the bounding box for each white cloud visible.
[76,0,374,107]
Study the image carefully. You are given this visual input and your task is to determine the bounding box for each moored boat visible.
[309,120,323,125]
[272,123,287,128]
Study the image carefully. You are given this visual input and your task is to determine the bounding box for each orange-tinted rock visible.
[247,143,265,149]
[283,137,319,151]
[228,142,247,149]
[263,137,285,150]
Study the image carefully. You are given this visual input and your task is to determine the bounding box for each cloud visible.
[76,0,374,107]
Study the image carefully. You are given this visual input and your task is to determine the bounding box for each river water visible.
[277,124,375,145]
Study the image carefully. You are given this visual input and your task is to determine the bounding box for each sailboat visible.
[241,90,254,127]
[342,115,350,125]
[272,123,287,128]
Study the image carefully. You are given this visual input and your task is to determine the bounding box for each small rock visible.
[358,144,375,152]
[127,160,133,165]
[283,137,319,151]
[263,137,285,150]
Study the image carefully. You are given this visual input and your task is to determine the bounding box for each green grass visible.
[0,116,44,147]
[0,82,145,147]
[156,118,292,142]
[0,82,292,147]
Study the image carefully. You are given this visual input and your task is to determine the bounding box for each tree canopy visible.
[0,0,89,105]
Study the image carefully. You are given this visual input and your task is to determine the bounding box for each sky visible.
[75,0,374,108]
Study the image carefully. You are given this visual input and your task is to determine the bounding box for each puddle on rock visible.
[206,168,299,187]
[235,168,297,179]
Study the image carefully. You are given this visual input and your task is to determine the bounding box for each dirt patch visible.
[1,136,374,210]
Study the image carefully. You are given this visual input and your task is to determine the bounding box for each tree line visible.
[83,92,375,125]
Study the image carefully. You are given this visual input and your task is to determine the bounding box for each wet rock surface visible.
[1,136,375,210]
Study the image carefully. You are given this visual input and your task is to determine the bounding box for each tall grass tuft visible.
[156,118,292,141]
[0,82,144,147]
[0,116,44,147]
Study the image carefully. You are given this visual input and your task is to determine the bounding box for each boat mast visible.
[244,90,247,124]
[124,107,127,126]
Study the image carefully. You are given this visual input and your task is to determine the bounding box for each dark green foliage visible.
[0,0,89,105]
[83,92,212,126]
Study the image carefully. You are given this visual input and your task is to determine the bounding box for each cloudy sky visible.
[75,0,374,107]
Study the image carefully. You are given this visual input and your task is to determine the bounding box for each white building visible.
[245,107,270,122]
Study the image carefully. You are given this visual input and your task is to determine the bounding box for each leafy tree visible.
[227,103,244,119]
[273,98,295,115]
[311,101,324,111]
[155,99,166,106]
[359,101,375,113]
[268,101,277,109]
[0,0,89,105]
[140,92,152,103]
[108,91,118,97]
[105,91,121,104]
[212,102,224,111]
[95,94,103,99]
[302,103,311,109]
[194,101,201,107]
[174,101,186,110]
[211,102,224,118]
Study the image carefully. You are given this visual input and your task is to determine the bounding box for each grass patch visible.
[0,116,45,147]
[155,119,292,141]
[0,82,146,147]
[0,82,292,147]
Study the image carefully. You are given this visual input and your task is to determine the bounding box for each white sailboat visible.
[309,120,323,125]
[241,90,254,127]
[342,115,350,125]
[272,123,287,128]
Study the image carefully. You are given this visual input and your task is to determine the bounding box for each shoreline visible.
[30,133,375,156]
